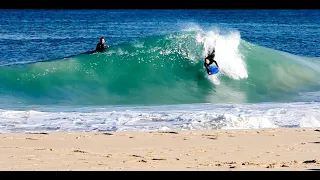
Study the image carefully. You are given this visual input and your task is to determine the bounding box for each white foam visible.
[207,75,220,85]
[181,23,203,33]
[195,29,248,80]
[0,102,319,133]
[300,117,320,128]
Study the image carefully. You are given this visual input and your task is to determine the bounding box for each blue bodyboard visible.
[208,65,220,75]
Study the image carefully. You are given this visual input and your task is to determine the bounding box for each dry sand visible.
[0,128,320,171]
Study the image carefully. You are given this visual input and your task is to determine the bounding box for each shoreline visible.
[0,128,320,170]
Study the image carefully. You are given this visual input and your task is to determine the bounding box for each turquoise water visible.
[1,31,320,105]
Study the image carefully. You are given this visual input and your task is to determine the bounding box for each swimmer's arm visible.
[213,59,219,68]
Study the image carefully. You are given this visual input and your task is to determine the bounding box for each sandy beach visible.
[0,128,319,171]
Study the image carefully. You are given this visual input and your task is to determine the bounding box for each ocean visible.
[1,9,320,133]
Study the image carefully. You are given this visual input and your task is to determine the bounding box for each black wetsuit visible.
[204,49,219,74]
[95,42,107,52]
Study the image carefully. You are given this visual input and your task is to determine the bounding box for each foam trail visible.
[207,75,220,85]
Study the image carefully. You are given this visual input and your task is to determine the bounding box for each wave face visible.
[1,29,320,105]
